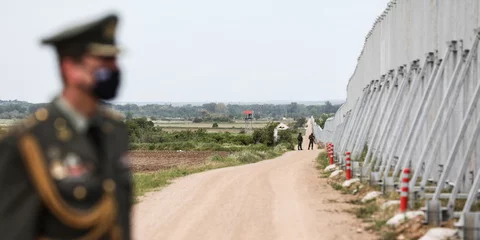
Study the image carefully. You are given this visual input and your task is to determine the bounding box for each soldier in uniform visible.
[0,13,133,239]
[308,133,316,150]
[297,132,303,150]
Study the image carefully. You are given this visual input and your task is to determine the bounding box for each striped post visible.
[346,152,351,180]
[400,167,410,212]
[329,144,334,165]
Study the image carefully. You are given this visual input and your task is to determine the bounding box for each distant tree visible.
[317,113,334,128]
[214,103,227,113]
[287,102,299,118]
[202,103,217,113]
[294,118,307,129]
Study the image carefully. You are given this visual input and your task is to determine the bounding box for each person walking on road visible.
[297,133,303,150]
[308,133,316,150]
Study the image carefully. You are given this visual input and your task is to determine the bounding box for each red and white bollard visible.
[400,167,410,212]
[345,152,351,180]
[329,144,334,165]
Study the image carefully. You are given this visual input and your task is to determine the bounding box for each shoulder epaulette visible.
[1,107,50,138]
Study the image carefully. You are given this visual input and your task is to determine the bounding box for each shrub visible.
[212,122,219,128]
[192,117,202,123]
[252,122,279,146]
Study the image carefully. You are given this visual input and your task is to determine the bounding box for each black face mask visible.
[92,67,121,100]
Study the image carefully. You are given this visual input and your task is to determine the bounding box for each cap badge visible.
[104,20,116,40]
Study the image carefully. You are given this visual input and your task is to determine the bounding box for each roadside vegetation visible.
[315,113,334,128]
[315,149,448,240]
[134,144,290,199]
[130,117,298,199]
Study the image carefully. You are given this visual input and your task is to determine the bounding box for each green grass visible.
[358,145,368,162]
[316,151,332,178]
[134,162,231,200]
[153,121,269,129]
[133,144,290,201]
[331,183,344,191]
[354,201,379,219]
[316,151,330,169]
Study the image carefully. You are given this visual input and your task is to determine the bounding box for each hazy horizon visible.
[0,98,345,106]
[1,0,389,103]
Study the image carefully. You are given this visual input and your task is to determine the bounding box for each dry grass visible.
[313,156,459,240]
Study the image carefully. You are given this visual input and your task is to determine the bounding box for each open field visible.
[0,119,295,134]
[153,119,295,133]
[160,127,245,133]
[129,150,229,172]
[154,120,276,129]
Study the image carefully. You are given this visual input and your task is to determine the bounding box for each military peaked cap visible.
[41,13,121,57]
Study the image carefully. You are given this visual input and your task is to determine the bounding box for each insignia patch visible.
[64,153,89,178]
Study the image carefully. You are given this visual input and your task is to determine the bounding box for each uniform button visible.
[56,128,72,142]
[34,108,49,122]
[73,186,87,200]
[54,118,67,130]
[103,179,116,193]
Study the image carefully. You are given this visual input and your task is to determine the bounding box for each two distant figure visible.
[308,133,316,150]
[297,133,303,150]
[297,133,316,150]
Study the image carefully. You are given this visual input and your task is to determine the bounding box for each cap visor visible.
[87,43,121,57]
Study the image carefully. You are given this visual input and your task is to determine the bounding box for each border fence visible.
[312,0,480,238]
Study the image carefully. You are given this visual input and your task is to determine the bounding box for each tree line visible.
[0,100,342,121]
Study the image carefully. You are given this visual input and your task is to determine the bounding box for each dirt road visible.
[132,120,376,240]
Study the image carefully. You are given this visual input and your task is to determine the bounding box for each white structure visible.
[273,123,290,143]
[312,0,480,235]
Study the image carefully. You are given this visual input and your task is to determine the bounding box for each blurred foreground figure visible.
[0,13,132,239]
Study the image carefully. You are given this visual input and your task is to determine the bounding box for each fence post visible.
[400,167,410,212]
[346,152,351,180]
[327,143,334,165]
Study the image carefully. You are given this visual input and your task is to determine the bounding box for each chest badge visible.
[65,153,89,178]
[49,152,92,180]
[51,161,67,180]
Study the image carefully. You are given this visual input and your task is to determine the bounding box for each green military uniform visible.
[308,133,315,150]
[0,14,132,240]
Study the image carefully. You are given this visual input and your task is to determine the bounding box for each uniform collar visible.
[54,96,89,134]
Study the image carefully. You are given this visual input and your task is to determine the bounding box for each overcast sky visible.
[0,0,389,104]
